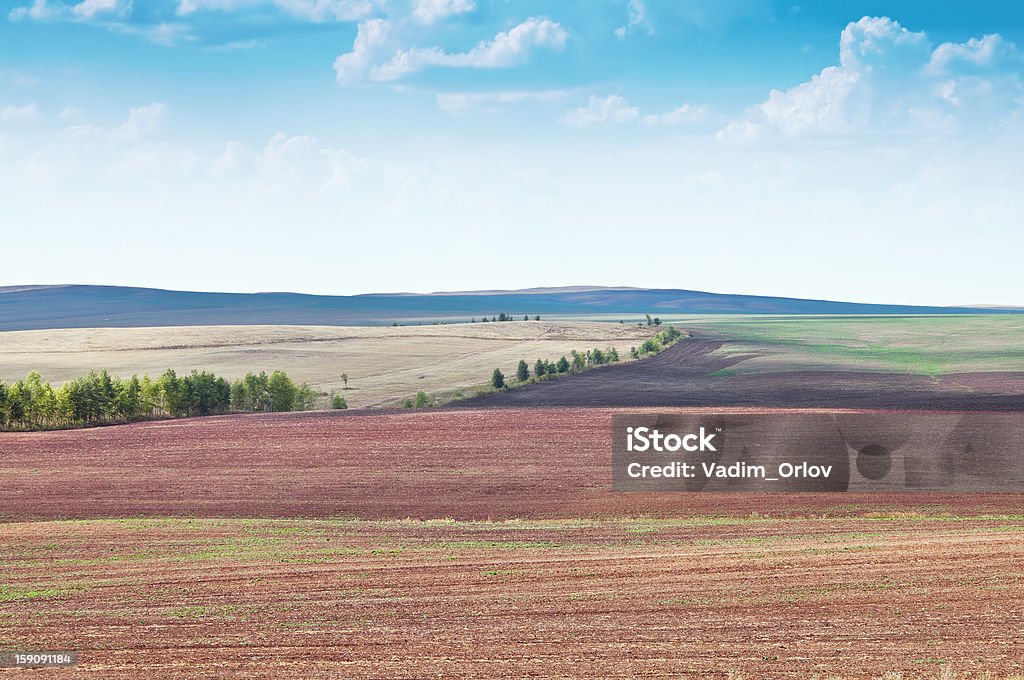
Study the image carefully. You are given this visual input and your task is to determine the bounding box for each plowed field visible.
[1,516,1022,678]
[4,408,1023,677]
[2,408,1021,520]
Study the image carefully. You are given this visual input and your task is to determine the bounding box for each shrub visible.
[331,394,348,409]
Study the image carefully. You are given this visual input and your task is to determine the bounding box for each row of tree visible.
[0,369,316,431]
[493,346,624,389]
[492,326,685,390]
[629,325,683,358]
[473,314,541,322]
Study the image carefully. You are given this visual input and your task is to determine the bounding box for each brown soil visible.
[1,408,1020,521]
[1,517,1022,678]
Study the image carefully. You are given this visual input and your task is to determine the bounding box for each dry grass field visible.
[0,322,652,408]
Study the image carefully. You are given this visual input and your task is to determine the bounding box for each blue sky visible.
[1,1,1022,305]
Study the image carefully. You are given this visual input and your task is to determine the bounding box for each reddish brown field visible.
[3,408,1023,678]
[1,516,1023,678]
[1,408,1021,520]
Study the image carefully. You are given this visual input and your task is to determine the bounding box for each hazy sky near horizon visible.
[1,1,1022,305]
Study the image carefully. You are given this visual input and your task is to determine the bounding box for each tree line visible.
[473,314,541,322]
[491,325,685,390]
[0,369,317,431]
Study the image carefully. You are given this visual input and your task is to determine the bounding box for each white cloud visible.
[436,89,568,113]
[928,34,1020,74]
[717,16,1024,142]
[9,0,61,20]
[837,15,928,70]
[614,0,650,40]
[0,103,40,122]
[412,0,474,24]
[560,96,711,128]
[642,103,710,126]
[72,0,126,19]
[560,95,639,127]
[176,0,375,21]
[64,102,167,142]
[367,17,567,82]
[333,18,390,85]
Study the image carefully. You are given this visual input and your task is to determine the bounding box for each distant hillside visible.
[0,285,1020,331]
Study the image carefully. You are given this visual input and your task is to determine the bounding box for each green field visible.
[681,315,1024,377]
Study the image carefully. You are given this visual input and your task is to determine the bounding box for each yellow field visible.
[0,322,653,407]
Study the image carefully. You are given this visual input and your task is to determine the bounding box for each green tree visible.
[556,356,570,373]
[415,391,429,408]
[331,394,348,409]
[341,373,349,389]
[516,359,530,382]
[491,368,505,389]
[534,315,540,321]
[230,379,248,411]
[0,381,9,429]
[592,348,606,365]
[534,359,546,377]
[268,371,298,412]
[571,350,585,372]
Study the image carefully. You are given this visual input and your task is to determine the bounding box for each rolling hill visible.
[0,284,1021,331]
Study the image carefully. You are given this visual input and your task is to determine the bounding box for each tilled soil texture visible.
[1,408,1022,520]
[1,516,1022,679]
[455,339,1024,410]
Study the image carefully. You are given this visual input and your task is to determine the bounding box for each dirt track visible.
[1,516,1022,678]
[457,339,1024,410]
[2,408,1021,521]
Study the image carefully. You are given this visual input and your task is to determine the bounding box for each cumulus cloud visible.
[333,18,390,85]
[717,16,1023,142]
[927,34,1021,74]
[366,17,567,82]
[560,95,639,127]
[412,0,474,24]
